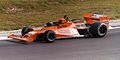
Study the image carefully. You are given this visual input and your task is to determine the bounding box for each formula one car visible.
[8,14,110,43]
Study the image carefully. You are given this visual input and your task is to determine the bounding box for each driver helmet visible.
[58,17,67,24]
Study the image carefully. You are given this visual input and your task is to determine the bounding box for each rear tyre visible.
[43,30,56,43]
[89,22,107,37]
[21,26,33,36]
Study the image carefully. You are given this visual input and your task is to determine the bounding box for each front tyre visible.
[89,22,107,37]
[43,30,56,43]
[21,26,33,36]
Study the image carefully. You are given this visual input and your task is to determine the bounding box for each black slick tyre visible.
[43,30,56,43]
[89,22,107,38]
[21,26,33,36]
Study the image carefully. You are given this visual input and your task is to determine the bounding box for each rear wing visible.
[84,14,110,25]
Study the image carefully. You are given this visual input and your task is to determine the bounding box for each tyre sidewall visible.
[98,23,107,36]
[44,30,56,43]
[89,22,107,37]
[22,27,33,36]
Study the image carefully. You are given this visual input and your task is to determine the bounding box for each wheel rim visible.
[99,25,107,35]
[48,33,55,41]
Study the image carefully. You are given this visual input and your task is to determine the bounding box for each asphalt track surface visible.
[0,29,120,60]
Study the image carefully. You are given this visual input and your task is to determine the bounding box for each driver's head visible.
[58,17,66,24]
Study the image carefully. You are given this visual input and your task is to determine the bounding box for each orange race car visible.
[8,14,110,43]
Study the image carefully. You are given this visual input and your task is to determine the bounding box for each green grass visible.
[0,0,120,30]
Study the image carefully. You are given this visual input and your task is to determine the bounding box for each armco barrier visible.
[0,27,42,38]
[0,20,120,40]
[0,27,42,37]
[0,30,21,37]
[109,20,120,27]
[0,30,21,40]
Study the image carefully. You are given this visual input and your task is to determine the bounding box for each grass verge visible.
[0,0,120,30]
